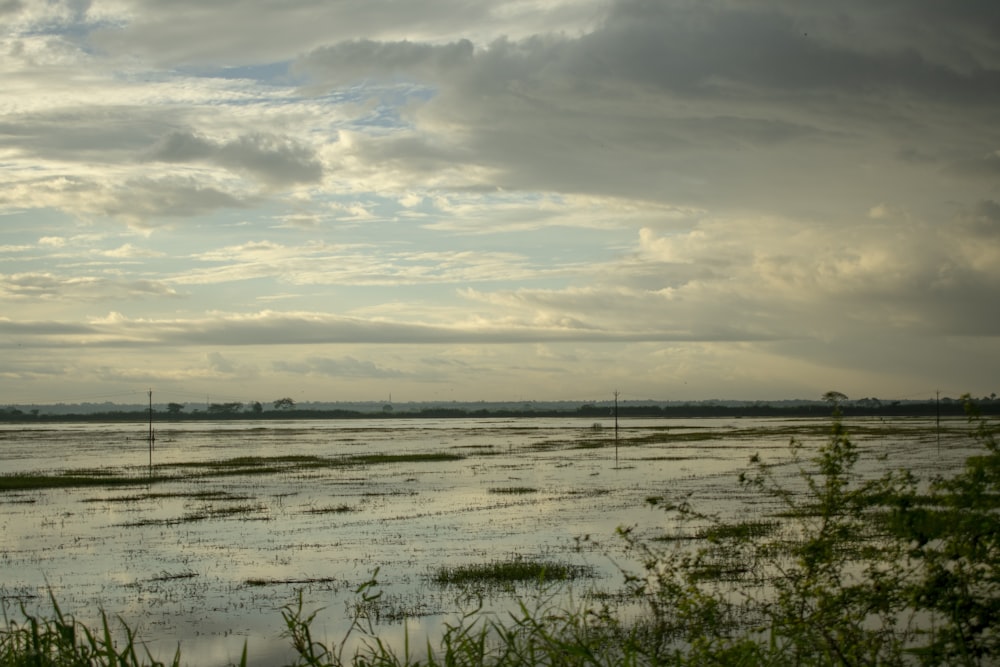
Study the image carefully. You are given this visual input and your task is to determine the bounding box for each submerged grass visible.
[304,504,356,514]
[1,452,466,493]
[0,473,160,492]
[244,576,340,588]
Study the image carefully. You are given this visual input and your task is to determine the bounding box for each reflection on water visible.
[0,417,974,665]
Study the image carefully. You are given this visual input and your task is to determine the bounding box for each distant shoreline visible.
[2,399,997,422]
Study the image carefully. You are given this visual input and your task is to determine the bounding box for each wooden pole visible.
[936,390,940,455]
[614,390,620,465]
[148,389,154,473]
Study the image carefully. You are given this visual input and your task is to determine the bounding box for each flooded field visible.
[0,415,979,665]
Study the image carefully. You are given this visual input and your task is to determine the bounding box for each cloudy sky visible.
[2,0,999,406]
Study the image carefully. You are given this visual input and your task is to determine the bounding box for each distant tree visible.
[250,401,263,415]
[822,390,848,406]
[273,397,296,410]
[167,402,185,415]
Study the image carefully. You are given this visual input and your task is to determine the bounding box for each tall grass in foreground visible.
[3,395,998,666]
[0,591,199,667]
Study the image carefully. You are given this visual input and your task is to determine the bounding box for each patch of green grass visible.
[702,519,779,542]
[148,571,198,582]
[0,473,157,492]
[4,451,468,494]
[303,504,355,514]
[119,503,267,527]
[245,576,340,587]
[488,486,538,494]
[0,591,185,667]
[349,453,464,464]
[431,557,593,587]
[571,440,606,449]
[348,591,441,623]
[84,490,249,503]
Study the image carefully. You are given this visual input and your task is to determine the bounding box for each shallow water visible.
[0,415,977,665]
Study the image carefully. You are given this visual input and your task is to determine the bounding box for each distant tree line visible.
[1,396,997,422]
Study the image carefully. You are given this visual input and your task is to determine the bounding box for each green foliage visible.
[430,558,592,589]
[612,392,1000,666]
[889,396,1000,665]
[0,590,189,667]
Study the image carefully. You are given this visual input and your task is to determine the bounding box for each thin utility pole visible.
[613,390,620,465]
[148,389,155,473]
[936,390,941,455]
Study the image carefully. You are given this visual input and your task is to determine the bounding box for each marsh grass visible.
[245,576,340,588]
[118,503,268,527]
[84,490,250,503]
[304,504,356,514]
[0,592,191,667]
[352,453,465,465]
[430,557,594,589]
[487,487,537,494]
[1,452,466,494]
[0,473,156,492]
[148,571,198,583]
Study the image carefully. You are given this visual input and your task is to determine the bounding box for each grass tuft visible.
[431,557,593,587]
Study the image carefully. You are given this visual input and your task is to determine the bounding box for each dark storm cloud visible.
[298,1,1000,103]
[580,1,1000,101]
[292,0,1000,216]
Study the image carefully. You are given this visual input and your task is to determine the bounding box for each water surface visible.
[0,416,974,665]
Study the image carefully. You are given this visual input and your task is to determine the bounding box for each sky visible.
[1,0,999,407]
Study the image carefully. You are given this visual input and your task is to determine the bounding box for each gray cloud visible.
[95,177,251,226]
[88,1,600,67]
[580,1,1000,100]
[0,1,23,17]
[0,310,764,351]
[295,39,473,86]
[0,107,171,161]
[146,131,323,187]
[0,174,251,228]
[292,0,1000,219]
